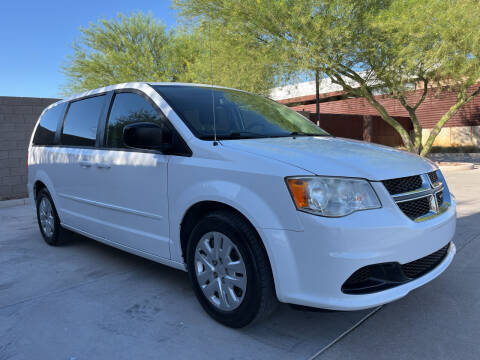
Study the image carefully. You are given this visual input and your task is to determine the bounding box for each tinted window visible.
[32,103,66,146]
[62,95,106,147]
[154,85,329,140]
[106,92,167,148]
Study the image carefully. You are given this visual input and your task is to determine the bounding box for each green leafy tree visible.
[62,11,283,96]
[62,12,202,94]
[175,0,480,155]
[177,19,294,94]
[334,0,480,156]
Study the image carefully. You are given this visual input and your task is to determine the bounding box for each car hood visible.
[221,136,436,180]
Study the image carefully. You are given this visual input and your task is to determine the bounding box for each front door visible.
[92,91,171,259]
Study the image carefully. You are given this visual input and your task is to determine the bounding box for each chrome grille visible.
[382,175,422,195]
[428,171,438,184]
[383,170,447,222]
[397,197,431,220]
[436,191,444,206]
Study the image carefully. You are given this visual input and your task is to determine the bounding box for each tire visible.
[36,188,65,246]
[186,210,277,328]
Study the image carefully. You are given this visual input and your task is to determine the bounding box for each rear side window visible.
[61,95,106,147]
[32,103,66,146]
[106,92,167,148]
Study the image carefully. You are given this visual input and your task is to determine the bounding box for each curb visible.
[0,198,30,208]
[438,163,475,172]
[429,153,480,158]
[428,153,480,165]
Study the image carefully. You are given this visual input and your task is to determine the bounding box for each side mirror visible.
[123,122,173,151]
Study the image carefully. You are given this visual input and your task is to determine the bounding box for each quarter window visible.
[106,92,167,148]
[61,95,106,147]
[32,103,66,146]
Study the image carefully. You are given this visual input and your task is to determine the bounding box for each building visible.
[271,79,480,148]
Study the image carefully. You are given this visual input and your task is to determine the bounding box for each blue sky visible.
[0,0,178,98]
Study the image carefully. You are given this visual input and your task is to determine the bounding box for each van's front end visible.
[263,168,456,310]
[216,134,456,311]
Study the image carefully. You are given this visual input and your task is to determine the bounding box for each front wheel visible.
[187,210,277,328]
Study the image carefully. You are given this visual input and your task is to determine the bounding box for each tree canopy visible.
[175,0,480,155]
[63,2,480,155]
[62,13,196,94]
[62,11,282,95]
[368,0,480,155]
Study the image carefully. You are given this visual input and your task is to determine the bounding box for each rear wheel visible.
[187,210,277,328]
[36,188,64,246]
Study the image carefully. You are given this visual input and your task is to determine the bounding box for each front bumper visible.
[260,194,456,311]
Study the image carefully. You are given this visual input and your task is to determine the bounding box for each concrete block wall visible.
[0,96,59,200]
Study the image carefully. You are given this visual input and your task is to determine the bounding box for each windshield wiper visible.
[199,131,329,140]
[289,131,329,137]
[217,131,267,139]
[230,131,264,137]
[198,131,262,140]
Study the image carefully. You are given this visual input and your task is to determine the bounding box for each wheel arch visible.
[179,201,274,277]
[30,171,62,223]
[33,180,47,200]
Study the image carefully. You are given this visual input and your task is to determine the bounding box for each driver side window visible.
[106,92,167,148]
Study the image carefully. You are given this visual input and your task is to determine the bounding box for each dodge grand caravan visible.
[28,82,456,328]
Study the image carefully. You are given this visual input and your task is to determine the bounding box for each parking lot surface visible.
[1,168,479,359]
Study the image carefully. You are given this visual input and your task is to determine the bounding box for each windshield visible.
[153,85,329,140]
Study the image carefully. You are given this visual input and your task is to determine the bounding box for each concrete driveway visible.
[1,169,479,359]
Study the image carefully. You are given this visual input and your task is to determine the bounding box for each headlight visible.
[286,176,381,217]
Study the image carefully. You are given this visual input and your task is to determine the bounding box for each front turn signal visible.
[286,178,309,208]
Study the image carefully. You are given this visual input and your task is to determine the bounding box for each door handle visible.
[79,161,93,168]
[97,163,111,169]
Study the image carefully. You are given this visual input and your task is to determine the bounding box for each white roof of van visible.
[53,82,245,107]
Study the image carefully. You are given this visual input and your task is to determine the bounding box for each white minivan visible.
[28,82,456,327]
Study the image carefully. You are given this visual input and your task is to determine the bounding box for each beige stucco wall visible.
[422,126,480,147]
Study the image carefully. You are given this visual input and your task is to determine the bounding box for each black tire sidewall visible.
[187,213,264,327]
[36,189,61,245]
